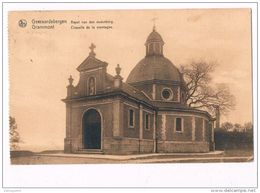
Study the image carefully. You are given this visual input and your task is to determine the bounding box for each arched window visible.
[88,77,96,95]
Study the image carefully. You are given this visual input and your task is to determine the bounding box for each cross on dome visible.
[151,17,158,31]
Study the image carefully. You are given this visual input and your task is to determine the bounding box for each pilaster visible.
[202,119,205,141]
[192,116,195,141]
[161,114,166,140]
[139,105,143,139]
[153,111,156,153]
[113,100,122,137]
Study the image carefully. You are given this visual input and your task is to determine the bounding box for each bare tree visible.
[9,116,21,150]
[180,60,236,117]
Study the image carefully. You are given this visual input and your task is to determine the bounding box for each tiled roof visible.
[145,29,164,44]
[126,55,182,84]
[120,82,152,104]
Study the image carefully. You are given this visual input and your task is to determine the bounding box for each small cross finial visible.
[151,17,158,31]
[89,43,96,57]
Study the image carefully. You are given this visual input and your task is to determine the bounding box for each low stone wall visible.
[64,138,83,153]
[157,141,210,153]
[66,137,211,154]
[103,137,154,154]
[140,140,154,153]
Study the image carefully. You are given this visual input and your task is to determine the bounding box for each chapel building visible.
[62,27,215,154]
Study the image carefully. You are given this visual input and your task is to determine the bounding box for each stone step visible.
[76,149,104,154]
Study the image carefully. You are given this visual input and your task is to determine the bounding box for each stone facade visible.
[63,29,215,154]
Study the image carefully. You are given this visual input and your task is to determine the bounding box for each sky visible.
[8,9,252,151]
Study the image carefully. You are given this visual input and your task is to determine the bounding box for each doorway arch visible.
[82,109,101,149]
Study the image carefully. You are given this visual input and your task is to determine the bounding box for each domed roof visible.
[145,28,164,45]
[126,55,182,83]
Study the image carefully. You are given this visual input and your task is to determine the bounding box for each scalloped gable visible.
[76,55,108,72]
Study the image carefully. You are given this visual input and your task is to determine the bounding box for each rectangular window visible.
[175,117,183,132]
[145,113,150,130]
[129,109,134,128]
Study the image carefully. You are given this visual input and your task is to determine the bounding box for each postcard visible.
[3,2,257,190]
